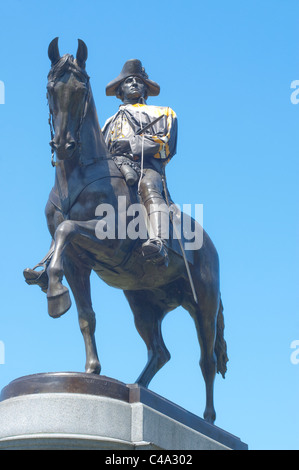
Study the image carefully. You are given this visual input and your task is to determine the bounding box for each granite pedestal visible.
[0,373,247,450]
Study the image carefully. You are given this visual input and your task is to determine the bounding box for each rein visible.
[48,108,56,167]
[48,78,92,167]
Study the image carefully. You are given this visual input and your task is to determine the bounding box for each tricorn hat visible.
[106,59,160,97]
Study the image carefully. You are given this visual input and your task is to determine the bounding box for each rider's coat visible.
[102,103,177,168]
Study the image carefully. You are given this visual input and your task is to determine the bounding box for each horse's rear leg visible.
[64,256,101,374]
[124,290,170,388]
[182,280,219,423]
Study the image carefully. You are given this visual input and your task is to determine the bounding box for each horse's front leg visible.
[64,256,101,374]
[46,219,103,318]
[46,220,77,317]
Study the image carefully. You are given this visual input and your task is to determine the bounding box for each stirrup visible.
[23,263,49,293]
[142,238,169,267]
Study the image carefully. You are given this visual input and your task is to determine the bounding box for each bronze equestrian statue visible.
[23,38,228,424]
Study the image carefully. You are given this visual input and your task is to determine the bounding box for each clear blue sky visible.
[0,0,298,450]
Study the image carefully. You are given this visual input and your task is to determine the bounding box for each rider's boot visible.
[141,197,169,267]
[23,247,54,293]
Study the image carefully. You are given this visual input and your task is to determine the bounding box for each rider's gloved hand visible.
[111,139,131,155]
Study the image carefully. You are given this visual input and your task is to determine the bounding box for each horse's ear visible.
[76,39,88,69]
[48,37,60,66]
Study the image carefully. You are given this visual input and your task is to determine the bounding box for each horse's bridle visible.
[48,77,91,167]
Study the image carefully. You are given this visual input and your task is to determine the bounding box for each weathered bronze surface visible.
[23,38,228,424]
[0,373,130,403]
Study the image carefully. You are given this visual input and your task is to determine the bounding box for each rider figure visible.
[103,59,177,266]
[23,59,177,290]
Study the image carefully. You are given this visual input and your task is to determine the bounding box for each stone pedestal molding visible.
[0,373,248,450]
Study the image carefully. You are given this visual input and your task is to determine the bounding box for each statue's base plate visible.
[0,373,247,450]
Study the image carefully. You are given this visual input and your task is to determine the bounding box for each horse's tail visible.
[215,297,229,378]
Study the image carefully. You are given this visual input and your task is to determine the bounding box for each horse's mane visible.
[47,54,89,84]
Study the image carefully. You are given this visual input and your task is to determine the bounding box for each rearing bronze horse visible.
[33,38,228,424]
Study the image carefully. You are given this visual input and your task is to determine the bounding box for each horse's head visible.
[47,38,90,162]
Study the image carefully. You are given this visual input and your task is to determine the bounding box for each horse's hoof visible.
[204,409,216,425]
[47,287,71,318]
[85,361,101,375]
